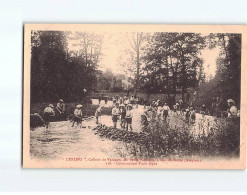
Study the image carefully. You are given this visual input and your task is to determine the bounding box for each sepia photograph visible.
[23,24,246,168]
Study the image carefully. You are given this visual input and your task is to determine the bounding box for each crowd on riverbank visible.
[30,93,240,131]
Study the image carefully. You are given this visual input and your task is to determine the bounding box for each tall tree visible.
[126,32,144,95]
[141,32,206,103]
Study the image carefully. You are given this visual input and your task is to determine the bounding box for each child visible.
[43,104,55,129]
[163,102,170,120]
[72,104,83,128]
[190,107,196,124]
[119,104,126,129]
[201,104,206,117]
[173,103,179,116]
[112,103,120,128]
[125,104,133,131]
[95,105,103,124]
[185,106,190,123]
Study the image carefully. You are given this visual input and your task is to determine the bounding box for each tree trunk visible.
[181,52,186,102]
[135,47,140,96]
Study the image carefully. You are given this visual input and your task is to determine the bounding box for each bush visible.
[93,115,240,159]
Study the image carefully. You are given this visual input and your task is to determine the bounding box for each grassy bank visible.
[93,116,240,159]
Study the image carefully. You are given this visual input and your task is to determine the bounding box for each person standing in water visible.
[72,104,83,128]
[43,104,55,129]
[95,105,103,124]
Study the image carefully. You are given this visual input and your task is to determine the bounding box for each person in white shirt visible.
[163,103,170,120]
[72,104,83,128]
[126,104,133,131]
[95,105,103,124]
[56,99,66,120]
[227,99,238,118]
[112,103,120,128]
[43,104,55,129]
[124,97,129,107]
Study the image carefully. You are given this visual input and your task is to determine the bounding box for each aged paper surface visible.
[23,24,246,169]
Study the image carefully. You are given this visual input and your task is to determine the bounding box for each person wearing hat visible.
[43,104,55,129]
[227,99,238,118]
[125,104,133,131]
[112,103,120,128]
[119,104,126,129]
[72,104,83,128]
[56,99,66,119]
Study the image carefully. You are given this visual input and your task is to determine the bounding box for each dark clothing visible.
[120,109,126,119]
[112,115,118,122]
[73,115,82,123]
[126,117,132,124]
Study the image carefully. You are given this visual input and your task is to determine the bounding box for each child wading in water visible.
[112,103,120,128]
[95,105,103,124]
[119,104,126,129]
[43,104,55,129]
[72,104,83,128]
[125,104,133,131]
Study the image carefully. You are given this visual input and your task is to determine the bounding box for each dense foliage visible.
[31,31,101,103]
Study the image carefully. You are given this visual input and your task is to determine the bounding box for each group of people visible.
[145,99,197,124]
[95,95,139,131]
[43,99,66,129]
[42,99,85,129]
[41,94,240,130]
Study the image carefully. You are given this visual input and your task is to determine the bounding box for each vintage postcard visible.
[23,24,246,169]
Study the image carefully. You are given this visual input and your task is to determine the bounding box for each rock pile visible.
[92,124,158,146]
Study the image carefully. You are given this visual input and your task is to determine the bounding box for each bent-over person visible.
[56,99,66,119]
[43,104,55,129]
[72,104,83,128]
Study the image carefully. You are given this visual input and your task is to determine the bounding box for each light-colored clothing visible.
[126,110,133,118]
[124,99,129,105]
[95,107,102,117]
[163,105,170,111]
[112,107,120,116]
[56,102,65,113]
[74,108,82,117]
[228,106,238,118]
[157,106,163,116]
[44,107,55,115]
